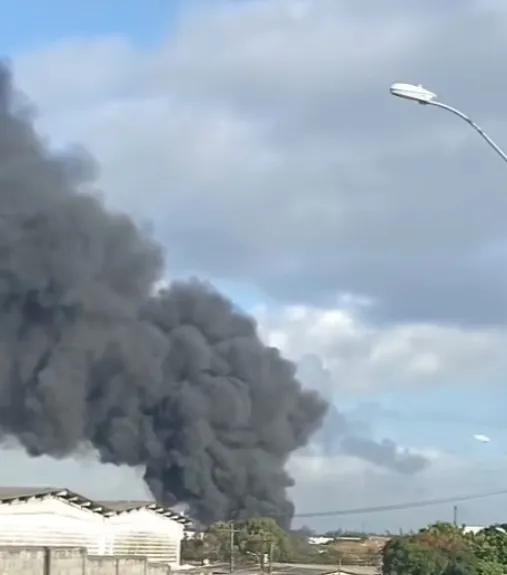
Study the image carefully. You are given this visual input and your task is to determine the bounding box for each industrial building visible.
[0,487,191,568]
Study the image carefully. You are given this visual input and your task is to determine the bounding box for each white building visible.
[463,525,485,535]
[308,536,334,545]
[0,487,191,568]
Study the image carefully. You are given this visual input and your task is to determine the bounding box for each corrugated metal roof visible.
[0,487,106,513]
[97,500,192,524]
[96,500,154,511]
[0,487,192,526]
[0,487,60,499]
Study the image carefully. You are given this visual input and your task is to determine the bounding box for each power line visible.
[293,487,507,518]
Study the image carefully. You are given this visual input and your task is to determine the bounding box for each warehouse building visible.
[0,487,191,567]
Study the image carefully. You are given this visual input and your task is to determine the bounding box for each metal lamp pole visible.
[389,82,507,164]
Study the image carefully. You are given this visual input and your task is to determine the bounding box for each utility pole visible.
[453,505,458,526]
[229,521,235,573]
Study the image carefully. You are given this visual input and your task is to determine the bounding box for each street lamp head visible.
[390,83,438,104]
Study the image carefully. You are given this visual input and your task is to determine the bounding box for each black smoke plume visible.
[0,64,328,527]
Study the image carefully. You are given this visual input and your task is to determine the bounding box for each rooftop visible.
[0,487,192,526]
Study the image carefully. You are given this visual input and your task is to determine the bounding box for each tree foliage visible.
[382,523,506,575]
[183,518,507,572]
[237,517,291,565]
[383,536,449,575]
[474,524,507,566]
[182,517,292,566]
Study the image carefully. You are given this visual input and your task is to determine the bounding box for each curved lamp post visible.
[389,82,507,164]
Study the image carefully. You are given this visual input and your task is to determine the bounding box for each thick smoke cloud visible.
[0,64,327,527]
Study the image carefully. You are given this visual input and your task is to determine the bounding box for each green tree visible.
[442,548,479,575]
[236,517,292,566]
[181,533,221,563]
[382,523,486,575]
[381,521,507,575]
[181,534,202,562]
[382,537,448,575]
[474,525,507,567]
[476,559,504,575]
[194,522,235,563]
[417,523,471,552]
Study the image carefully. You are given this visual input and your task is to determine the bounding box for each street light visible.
[389,82,507,164]
[390,83,437,104]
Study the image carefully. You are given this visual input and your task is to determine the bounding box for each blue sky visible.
[341,382,507,457]
[0,0,181,52]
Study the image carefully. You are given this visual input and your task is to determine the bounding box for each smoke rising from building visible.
[0,64,328,527]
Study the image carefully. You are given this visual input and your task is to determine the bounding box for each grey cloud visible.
[12,1,507,327]
[340,436,429,475]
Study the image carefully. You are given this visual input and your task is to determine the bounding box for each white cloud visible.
[255,303,507,394]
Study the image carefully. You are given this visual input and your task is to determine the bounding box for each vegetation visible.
[182,517,295,566]
[182,517,507,573]
[382,522,507,575]
[181,516,382,567]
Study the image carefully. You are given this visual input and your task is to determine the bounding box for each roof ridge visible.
[0,487,192,525]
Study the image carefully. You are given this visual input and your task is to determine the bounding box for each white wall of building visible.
[107,508,184,565]
[0,497,104,553]
[0,497,184,567]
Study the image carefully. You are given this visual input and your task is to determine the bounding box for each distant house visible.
[308,536,334,545]
[184,528,204,539]
[463,526,484,535]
